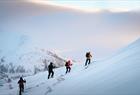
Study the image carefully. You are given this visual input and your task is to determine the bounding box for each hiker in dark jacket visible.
[85,52,92,66]
[18,77,26,95]
[48,62,55,79]
[65,60,72,74]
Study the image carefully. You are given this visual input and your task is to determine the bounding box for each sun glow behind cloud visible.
[27,0,140,12]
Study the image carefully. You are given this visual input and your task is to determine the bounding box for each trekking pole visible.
[24,79,26,92]
[25,81,26,92]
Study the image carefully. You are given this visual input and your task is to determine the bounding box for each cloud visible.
[0,0,140,59]
[27,0,140,13]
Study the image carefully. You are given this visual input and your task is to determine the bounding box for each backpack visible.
[65,62,68,66]
[86,52,90,57]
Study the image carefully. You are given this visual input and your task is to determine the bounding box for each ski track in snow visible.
[21,74,66,95]
[45,75,65,95]
[44,86,52,95]
[44,64,93,95]
[44,62,94,95]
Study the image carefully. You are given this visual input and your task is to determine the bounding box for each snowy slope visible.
[0,32,65,65]
[0,32,66,81]
[0,38,140,95]
[49,38,140,95]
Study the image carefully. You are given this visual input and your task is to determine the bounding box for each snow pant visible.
[19,85,24,95]
[85,59,91,66]
[66,67,71,74]
[48,70,54,79]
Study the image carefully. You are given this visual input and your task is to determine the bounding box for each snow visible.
[0,32,66,78]
[0,38,140,95]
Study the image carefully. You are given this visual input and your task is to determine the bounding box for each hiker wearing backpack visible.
[48,62,55,79]
[18,77,26,95]
[65,60,72,74]
[85,52,92,66]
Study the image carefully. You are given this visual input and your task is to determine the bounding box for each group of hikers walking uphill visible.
[17,52,92,95]
[47,60,73,79]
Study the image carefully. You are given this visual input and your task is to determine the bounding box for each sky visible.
[0,0,140,61]
[28,0,140,12]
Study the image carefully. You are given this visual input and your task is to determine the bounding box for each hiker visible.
[48,62,55,79]
[65,60,72,74]
[18,77,26,95]
[85,52,92,66]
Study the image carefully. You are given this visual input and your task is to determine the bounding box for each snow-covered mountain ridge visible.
[0,32,66,81]
[0,38,140,95]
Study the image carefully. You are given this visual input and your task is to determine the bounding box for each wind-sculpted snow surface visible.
[0,38,140,95]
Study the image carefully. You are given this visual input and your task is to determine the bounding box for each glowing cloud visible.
[27,0,140,12]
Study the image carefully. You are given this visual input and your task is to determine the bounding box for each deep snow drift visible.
[0,38,140,95]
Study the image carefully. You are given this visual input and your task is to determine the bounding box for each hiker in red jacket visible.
[65,60,72,74]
